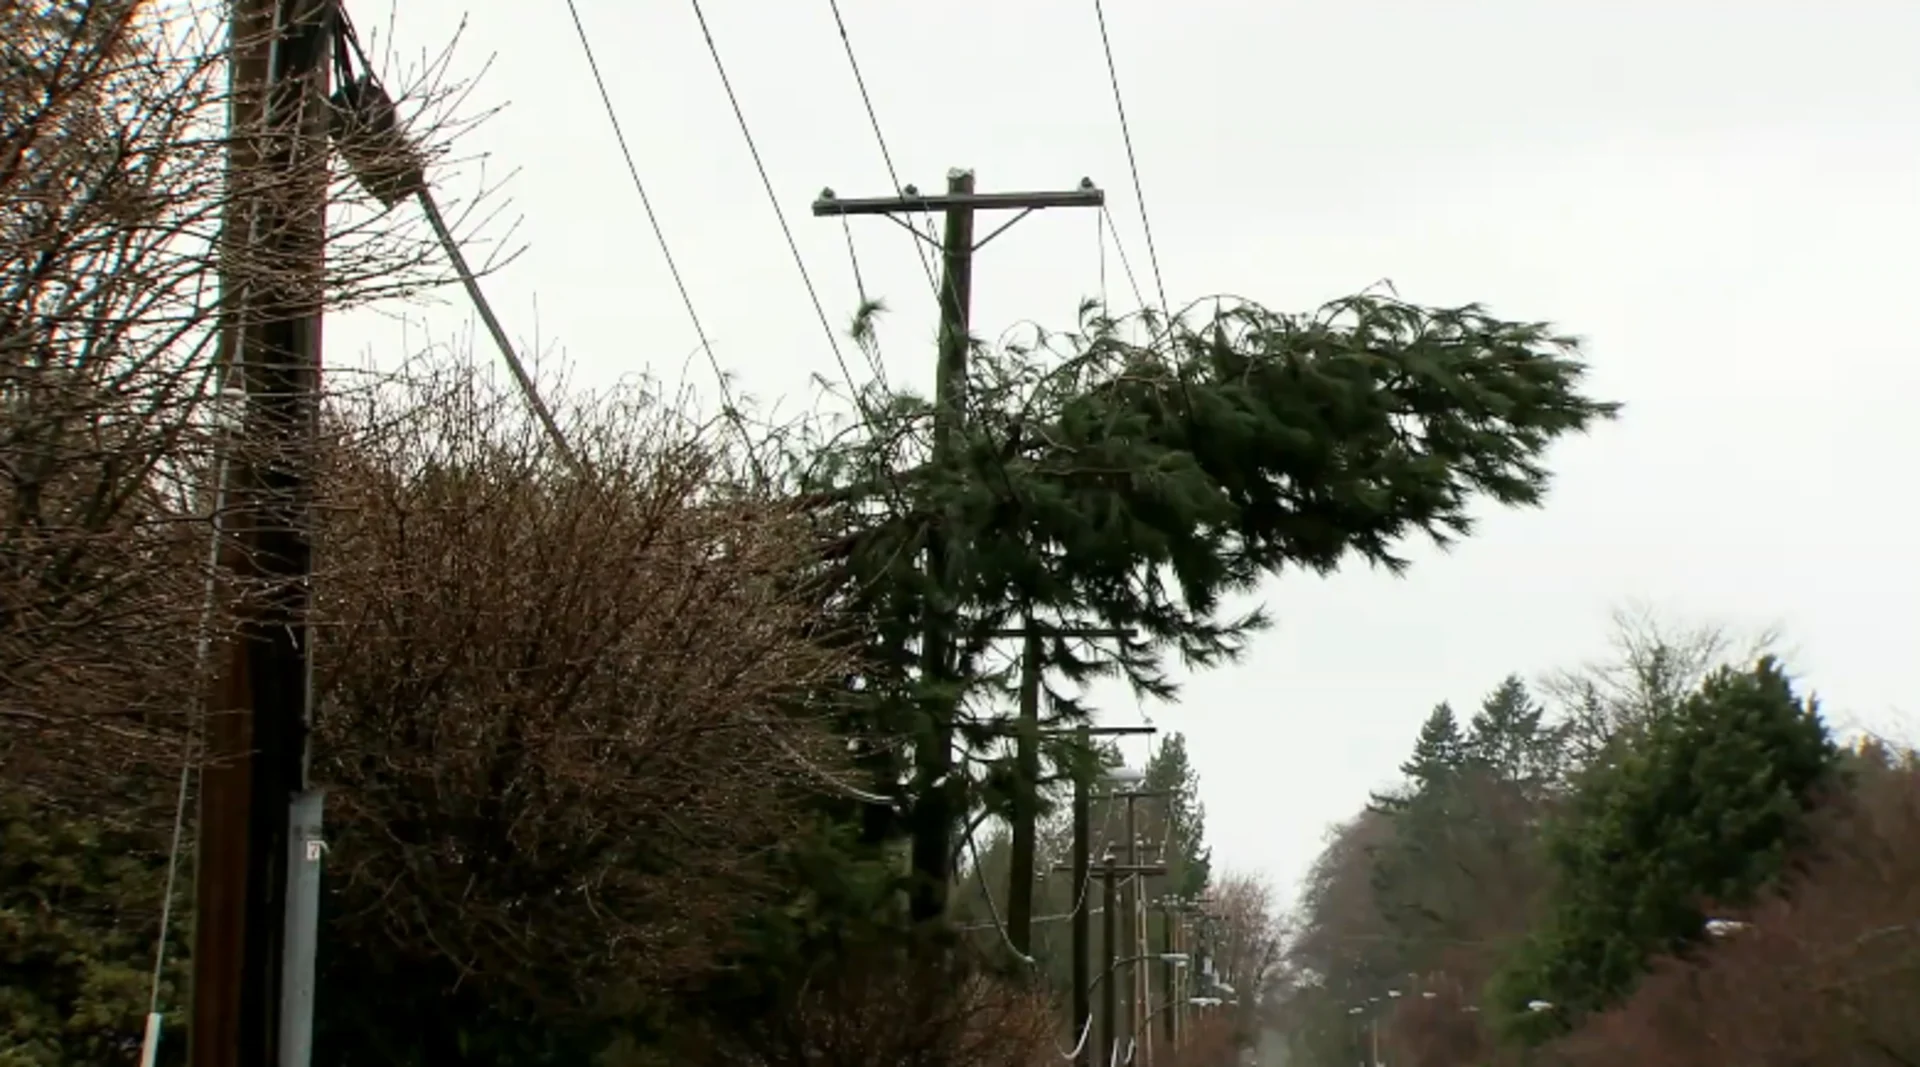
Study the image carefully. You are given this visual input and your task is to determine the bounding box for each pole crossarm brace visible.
[1055,864,1168,875]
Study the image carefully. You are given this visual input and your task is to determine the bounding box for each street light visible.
[1526,1000,1554,1013]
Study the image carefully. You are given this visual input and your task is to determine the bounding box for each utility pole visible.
[1073,726,1095,1066]
[1110,789,1166,1065]
[1062,852,1166,1067]
[987,623,1134,955]
[192,2,329,1066]
[1123,798,1140,1058]
[1041,724,1153,1067]
[1102,856,1118,1067]
[1159,899,1181,1050]
[813,173,1104,924]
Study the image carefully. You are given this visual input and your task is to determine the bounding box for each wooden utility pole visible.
[1158,898,1182,1051]
[1073,727,1096,1066]
[1101,855,1119,1067]
[192,2,330,1065]
[1041,724,1153,1067]
[1123,797,1140,1057]
[1061,853,1166,1067]
[1013,623,1043,952]
[1111,790,1165,1065]
[987,623,1134,955]
[814,172,1103,924]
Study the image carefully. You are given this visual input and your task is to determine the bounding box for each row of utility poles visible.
[817,172,1222,1067]
[198,4,1174,1053]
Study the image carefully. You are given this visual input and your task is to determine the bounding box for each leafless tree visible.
[1540,603,1780,765]
[0,0,496,803]
[644,945,1056,1067]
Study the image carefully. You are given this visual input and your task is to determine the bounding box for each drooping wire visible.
[823,0,941,299]
[841,217,872,307]
[1091,0,1171,322]
[1090,0,1198,419]
[965,822,1035,967]
[1100,206,1149,316]
[686,0,888,397]
[556,0,765,475]
[1097,205,1108,310]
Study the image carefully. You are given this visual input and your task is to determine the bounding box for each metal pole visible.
[277,791,326,1067]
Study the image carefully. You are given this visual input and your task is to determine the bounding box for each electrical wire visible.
[965,821,1035,967]
[1061,1016,1094,1062]
[556,0,763,473]
[1099,206,1149,317]
[686,0,888,398]
[822,0,941,298]
[1090,0,1171,321]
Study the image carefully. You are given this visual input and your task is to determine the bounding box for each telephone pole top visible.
[815,170,1107,929]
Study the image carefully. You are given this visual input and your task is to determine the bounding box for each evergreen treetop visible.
[1490,656,1838,1044]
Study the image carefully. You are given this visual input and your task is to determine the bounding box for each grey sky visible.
[331,0,1920,902]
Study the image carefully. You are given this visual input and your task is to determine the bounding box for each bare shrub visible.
[1381,980,1490,1067]
[1545,742,1920,1067]
[310,361,854,1016]
[1154,1013,1239,1067]
[663,946,1056,1067]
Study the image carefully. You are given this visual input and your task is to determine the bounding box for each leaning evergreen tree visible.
[793,292,1620,924]
[1489,656,1839,1045]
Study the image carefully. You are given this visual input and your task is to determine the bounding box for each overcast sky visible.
[331,0,1920,903]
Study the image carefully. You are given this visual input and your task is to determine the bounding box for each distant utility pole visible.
[1116,788,1166,1063]
[192,1,329,1066]
[1043,723,1153,1067]
[987,622,1134,955]
[1064,850,1165,1067]
[1102,855,1119,1067]
[814,171,1104,924]
[1159,898,1183,1050]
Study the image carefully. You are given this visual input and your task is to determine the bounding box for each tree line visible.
[1,5,1618,1066]
[1271,608,1920,1066]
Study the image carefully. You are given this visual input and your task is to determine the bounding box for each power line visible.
[1100,206,1148,315]
[686,0,887,397]
[556,0,759,457]
[822,0,941,297]
[1090,0,1171,322]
